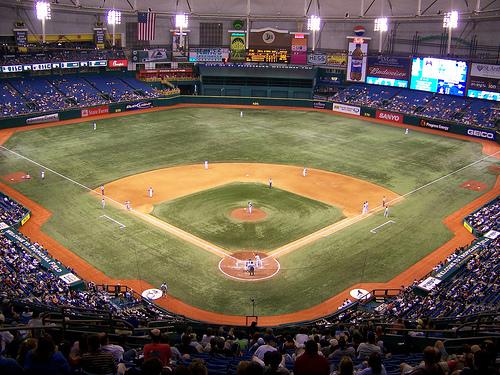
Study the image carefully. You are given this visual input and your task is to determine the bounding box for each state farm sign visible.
[81,105,109,117]
[376,110,403,123]
[108,59,128,68]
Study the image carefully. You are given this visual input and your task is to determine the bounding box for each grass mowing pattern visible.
[152,183,344,251]
[1,107,498,315]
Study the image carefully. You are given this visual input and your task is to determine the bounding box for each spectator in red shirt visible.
[143,328,171,367]
[293,340,329,375]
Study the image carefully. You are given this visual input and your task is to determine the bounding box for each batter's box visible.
[459,180,488,191]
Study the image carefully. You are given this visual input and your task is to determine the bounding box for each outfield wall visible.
[0,96,496,142]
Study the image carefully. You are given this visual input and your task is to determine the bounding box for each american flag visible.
[137,11,156,41]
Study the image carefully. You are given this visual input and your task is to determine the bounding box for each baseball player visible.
[125,200,131,210]
[204,160,208,170]
[303,167,307,177]
[268,178,273,188]
[384,205,389,217]
[160,282,168,296]
[40,170,45,180]
[255,254,262,269]
[248,201,253,214]
[148,186,154,198]
[101,197,105,209]
[100,185,105,196]
[382,196,387,207]
[240,111,243,117]
[405,128,409,135]
[93,122,97,130]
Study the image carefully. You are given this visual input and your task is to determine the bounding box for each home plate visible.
[350,288,371,300]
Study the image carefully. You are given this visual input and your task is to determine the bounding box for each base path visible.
[104,163,400,218]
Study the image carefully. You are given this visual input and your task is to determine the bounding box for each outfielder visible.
[204,160,209,170]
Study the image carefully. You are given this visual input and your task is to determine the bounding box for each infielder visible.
[125,200,131,210]
[204,160,209,170]
[148,186,154,198]
[303,167,307,177]
[101,197,105,209]
[268,178,273,188]
[100,185,105,196]
[382,196,387,207]
[384,205,389,217]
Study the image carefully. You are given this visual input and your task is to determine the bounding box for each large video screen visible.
[410,57,468,96]
[366,76,408,88]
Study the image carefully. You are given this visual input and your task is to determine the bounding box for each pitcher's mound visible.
[230,208,267,222]
[219,251,280,281]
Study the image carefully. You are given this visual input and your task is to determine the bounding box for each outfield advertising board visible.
[375,110,403,123]
[125,101,153,111]
[418,118,497,141]
[26,113,59,125]
[332,103,360,115]
[81,105,109,117]
[366,56,409,87]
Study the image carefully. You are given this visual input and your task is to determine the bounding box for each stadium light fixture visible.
[107,9,122,47]
[443,11,458,54]
[374,17,388,53]
[35,1,51,44]
[175,13,189,50]
[307,15,321,52]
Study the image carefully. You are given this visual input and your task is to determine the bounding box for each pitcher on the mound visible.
[248,201,253,214]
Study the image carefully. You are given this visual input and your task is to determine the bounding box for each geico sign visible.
[467,129,494,139]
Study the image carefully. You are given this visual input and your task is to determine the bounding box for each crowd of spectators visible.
[464,197,499,236]
[0,194,29,228]
[0,74,170,118]
[326,85,499,130]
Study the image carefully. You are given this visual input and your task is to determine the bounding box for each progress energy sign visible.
[366,56,410,87]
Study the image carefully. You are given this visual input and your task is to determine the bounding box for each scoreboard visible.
[246,49,289,63]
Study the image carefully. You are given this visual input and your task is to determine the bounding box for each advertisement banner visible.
[94,28,106,49]
[332,103,361,116]
[249,28,290,49]
[417,276,442,292]
[230,32,246,61]
[147,48,169,61]
[419,119,450,132]
[307,53,327,65]
[418,119,497,141]
[376,110,403,123]
[290,35,307,65]
[26,113,59,125]
[367,56,410,81]
[1,65,23,73]
[463,221,473,233]
[20,213,30,226]
[346,42,368,82]
[81,105,109,117]
[465,128,496,140]
[326,53,348,69]
[470,63,500,79]
[189,48,229,62]
[433,238,490,281]
[108,59,128,68]
[3,229,83,289]
[172,31,189,61]
[125,101,153,111]
[13,29,28,51]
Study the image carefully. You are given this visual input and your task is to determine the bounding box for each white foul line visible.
[0,145,236,261]
[1,146,498,262]
[370,220,395,234]
[100,214,126,229]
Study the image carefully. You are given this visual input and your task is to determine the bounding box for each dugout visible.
[198,64,316,99]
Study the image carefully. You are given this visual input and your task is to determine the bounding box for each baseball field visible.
[0,105,498,324]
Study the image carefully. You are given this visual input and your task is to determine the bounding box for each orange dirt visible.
[230,208,267,222]
[0,103,499,326]
[1,171,31,184]
[488,165,500,174]
[219,251,279,281]
[460,180,488,191]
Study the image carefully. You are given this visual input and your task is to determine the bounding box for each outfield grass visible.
[152,182,344,251]
[1,107,497,315]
